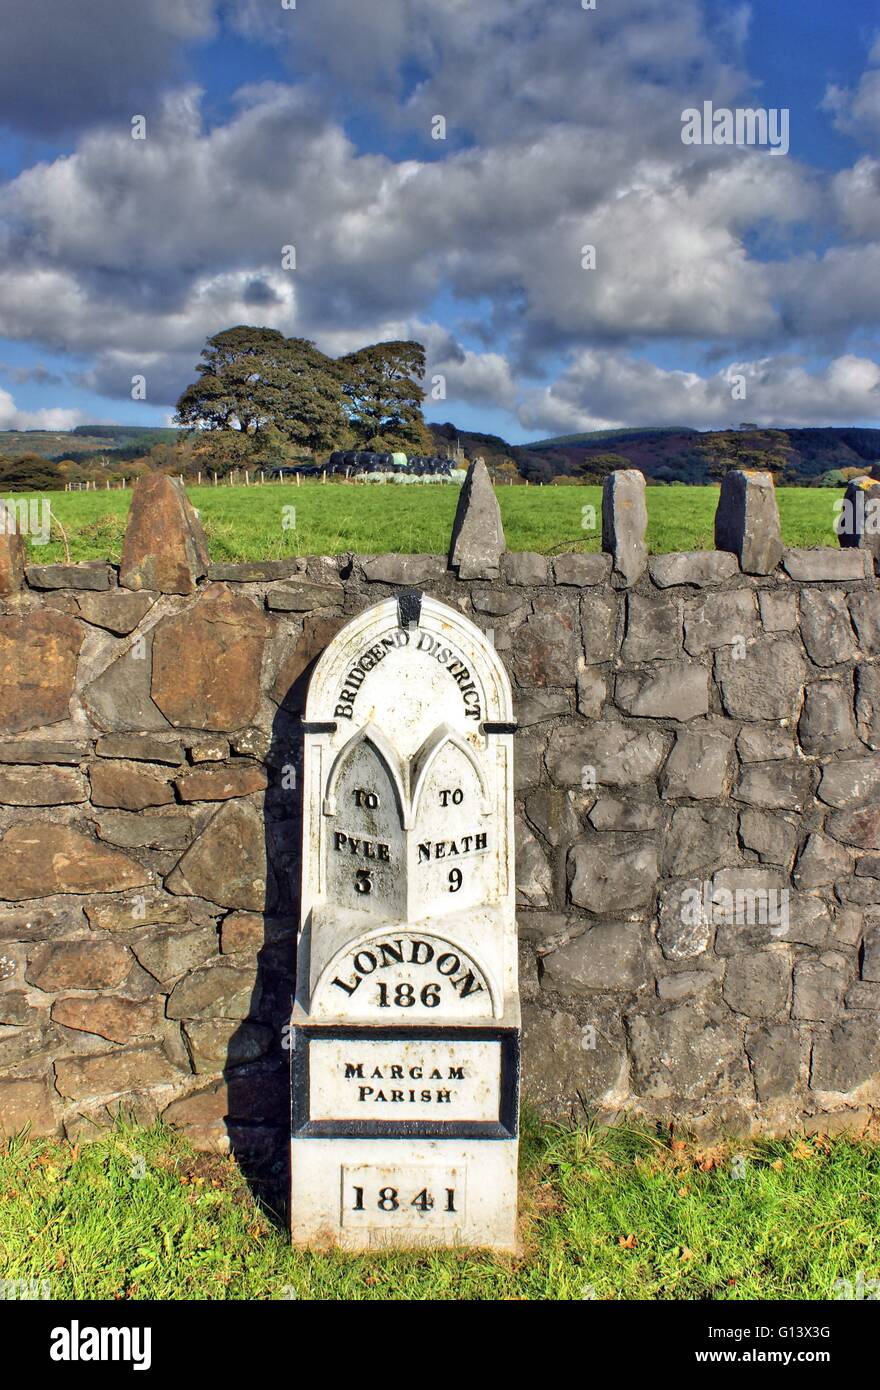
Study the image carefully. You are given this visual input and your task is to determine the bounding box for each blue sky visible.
[0,0,878,442]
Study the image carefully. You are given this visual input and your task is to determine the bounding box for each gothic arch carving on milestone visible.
[322,723,408,823]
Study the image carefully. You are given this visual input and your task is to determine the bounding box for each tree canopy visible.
[175,329,432,457]
[573,452,632,482]
[696,430,795,482]
[0,454,62,491]
[338,340,432,452]
[175,327,345,453]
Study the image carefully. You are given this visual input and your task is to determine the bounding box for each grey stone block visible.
[524,788,581,848]
[714,470,783,575]
[799,589,857,667]
[657,970,717,1001]
[660,729,733,798]
[739,809,799,866]
[759,588,799,632]
[649,552,739,587]
[27,562,114,591]
[811,1018,880,1092]
[662,805,739,876]
[746,1024,802,1100]
[546,720,669,788]
[615,662,709,721]
[576,666,607,718]
[512,599,582,687]
[621,590,682,662]
[860,919,880,981]
[855,663,880,746]
[521,1003,628,1119]
[580,589,618,664]
[736,725,796,762]
[657,880,713,959]
[722,950,790,1017]
[818,756,880,809]
[95,734,185,764]
[515,821,553,907]
[502,552,550,586]
[793,833,852,888]
[513,692,570,730]
[734,762,813,811]
[542,923,647,993]
[568,834,658,914]
[848,591,880,656]
[266,579,346,610]
[792,955,849,1021]
[837,477,880,563]
[783,548,869,581]
[602,470,648,587]
[552,553,611,586]
[588,795,664,831]
[209,561,302,583]
[684,589,757,655]
[628,1003,749,1099]
[0,740,89,765]
[836,876,880,907]
[715,638,805,720]
[799,678,857,753]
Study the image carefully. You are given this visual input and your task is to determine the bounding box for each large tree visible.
[175,327,344,452]
[339,340,432,451]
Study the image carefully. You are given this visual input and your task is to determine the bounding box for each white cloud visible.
[821,37,880,146]
[0,387,84,431]
[517,352,880,434]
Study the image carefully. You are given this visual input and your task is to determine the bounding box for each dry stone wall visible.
[1,469,879,1153]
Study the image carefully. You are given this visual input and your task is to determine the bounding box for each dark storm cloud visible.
[0,0,216,136]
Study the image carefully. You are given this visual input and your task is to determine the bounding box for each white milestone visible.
[290,590,519,1250]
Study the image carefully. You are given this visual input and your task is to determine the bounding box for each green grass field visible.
[18,483,842,565]
[1,1119,877,1300]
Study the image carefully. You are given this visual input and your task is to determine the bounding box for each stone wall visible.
[1,471,879,1153]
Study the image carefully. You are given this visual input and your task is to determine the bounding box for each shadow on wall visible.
[222,670,310,1225]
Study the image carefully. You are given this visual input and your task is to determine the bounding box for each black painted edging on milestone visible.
[291,1025,520,1140]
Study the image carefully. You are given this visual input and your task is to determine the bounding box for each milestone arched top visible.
[304,593,514,750]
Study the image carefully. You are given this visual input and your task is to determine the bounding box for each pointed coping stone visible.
[120,474,209,595]
[602,469,648,587]
[449,458,505,579]
[837,476,880,568]
[0,522,27,597]
[714,469,782,576]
